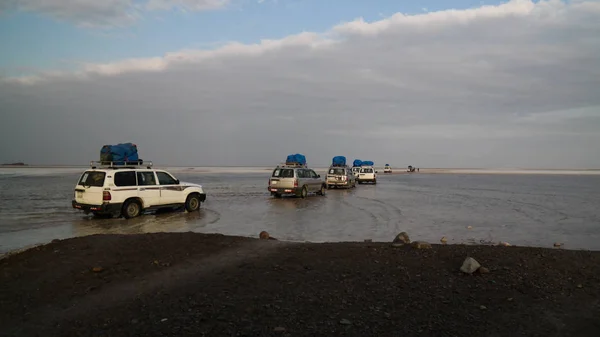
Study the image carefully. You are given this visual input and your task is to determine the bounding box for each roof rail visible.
[89,160,153,169]
[277,162,307,168]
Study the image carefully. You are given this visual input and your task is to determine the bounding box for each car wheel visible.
[301,186,308,198]
[317,185,326,196]
[122,200,141,219]
[185,194,201,212]
[273,193,282,198]
[373,179,377,184]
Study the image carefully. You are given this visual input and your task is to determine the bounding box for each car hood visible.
[180,181,202,188]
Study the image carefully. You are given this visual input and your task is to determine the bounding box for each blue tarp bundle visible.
[362,160,374,166]
[286,153,306,166]
[100,143,140,165]
[332,156,346,167]
[353,159,363,167]
[385,163,390,166]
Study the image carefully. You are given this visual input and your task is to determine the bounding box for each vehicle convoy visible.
[72,143,206,218]
[384,164,392,174]
[356,160,377,184]
[326,156,356,189]
[268,154,326,198]
[72,161,206,218]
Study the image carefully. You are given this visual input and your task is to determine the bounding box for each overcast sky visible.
[1,0,599,168]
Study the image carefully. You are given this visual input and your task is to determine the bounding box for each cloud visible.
[1,0,600,168]
[2,0,230,27]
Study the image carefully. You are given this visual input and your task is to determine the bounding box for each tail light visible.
[294,179,298,187]
[103,191,112,201]
[268,179,271,187]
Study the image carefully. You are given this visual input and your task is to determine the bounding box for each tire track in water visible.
[354,196,404,233]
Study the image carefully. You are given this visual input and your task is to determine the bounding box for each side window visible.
[114,171,136,186]
[156,172,178,185]
[137,171,157,186]
[310,170,318,178]
[297,169,306,178]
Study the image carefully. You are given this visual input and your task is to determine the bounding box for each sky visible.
[0,0,599,168]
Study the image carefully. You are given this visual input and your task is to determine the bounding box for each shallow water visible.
[1,168,600,253]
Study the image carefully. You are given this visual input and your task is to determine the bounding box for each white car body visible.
[356,166,377,184]
[384,166,392,173]
[72,162,206,218]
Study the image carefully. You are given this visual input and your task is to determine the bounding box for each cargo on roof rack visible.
[89,160,153,169]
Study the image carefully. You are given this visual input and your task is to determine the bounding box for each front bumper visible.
[72,200,122,214]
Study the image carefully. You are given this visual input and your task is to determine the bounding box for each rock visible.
[577,284,583,289]
[161,318,168,322]
[467,226,473,230]
[393,232,410,244]
[480,305,487,310]
[507,298,513,302]
[259,231,270,240]
[479,267,490,274]
[364,239,372,243]
[440,236,448,244]
[411,241,432,249]
[274,327,286,332]
[340,319,352,325]
[92,267,104,273]
[554,242,562,248]
[131,319,138,324]
[460,257,481,274]
[391,243,405,248]
[499,242,511,247]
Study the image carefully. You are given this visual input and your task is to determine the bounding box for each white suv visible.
[72,162,206,218]
[356,166,377,184]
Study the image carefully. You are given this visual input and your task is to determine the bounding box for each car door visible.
[136,171,161,207]
[309,169,321,191]
[156,171,181,205]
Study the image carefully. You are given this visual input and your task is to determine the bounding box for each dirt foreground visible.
[1,233,599,337]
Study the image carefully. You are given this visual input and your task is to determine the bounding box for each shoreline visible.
[2,165,600,176]
[1,232,599,336]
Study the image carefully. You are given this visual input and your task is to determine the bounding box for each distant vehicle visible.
[326,166,356,189]
[357,166,377,184]
[72,161,206,218]
[384,164,392,173]
[268,163,326,198]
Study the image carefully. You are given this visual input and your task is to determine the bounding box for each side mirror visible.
[317,175,321,178]
[376,171,379,173]
[175,179,180,184]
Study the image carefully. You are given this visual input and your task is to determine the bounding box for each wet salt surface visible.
[1,168,600,253]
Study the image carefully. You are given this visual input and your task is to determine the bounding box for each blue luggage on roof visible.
[100,143,140,165]
[285,153,306,166]
[362,160,374,166]
[353,159,363,167]
[332,156,346,167]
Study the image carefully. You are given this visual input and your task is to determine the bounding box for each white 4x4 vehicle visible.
[72,161,206,218]
[356,166,377,184]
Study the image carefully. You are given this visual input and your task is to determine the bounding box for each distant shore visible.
[1,232,599,337]
[2,165,599,176]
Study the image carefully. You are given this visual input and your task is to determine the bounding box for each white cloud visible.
[1,0,600,168]
[3,0,230,26]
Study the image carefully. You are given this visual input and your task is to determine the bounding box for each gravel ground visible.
[1,232,599,337]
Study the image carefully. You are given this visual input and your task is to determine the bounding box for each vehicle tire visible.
[317,184,326,196]
[273,193,282,198]
[300,186,308,198]
[122,200,141,219]
[373,179,377,185]
[185,194,201,212]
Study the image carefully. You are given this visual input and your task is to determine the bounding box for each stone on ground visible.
[460,257,481,274]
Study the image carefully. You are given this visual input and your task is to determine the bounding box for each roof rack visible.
[277,162,307,168]
[90,160,153,169]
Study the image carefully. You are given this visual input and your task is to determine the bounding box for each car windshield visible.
[272,168,294,178]
[329,168,345,175]
[78,171,106,187]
